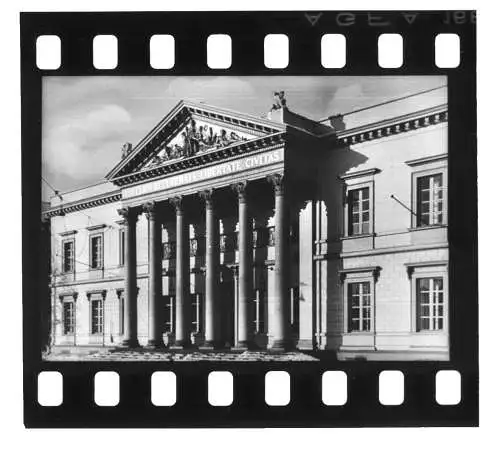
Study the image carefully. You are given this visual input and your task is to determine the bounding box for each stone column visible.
[268,173,291,350]
[232,181,253,349]
[171,196,190,348]
[117,206,140,348]
[143,201,164,348]
[200,189,219,348]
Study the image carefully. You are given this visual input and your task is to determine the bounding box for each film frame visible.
[21,10,478,428]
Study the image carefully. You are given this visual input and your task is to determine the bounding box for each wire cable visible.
[317,84,447,123]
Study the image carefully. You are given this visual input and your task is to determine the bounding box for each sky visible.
[42,75,446,200]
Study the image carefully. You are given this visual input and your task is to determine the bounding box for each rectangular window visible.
[91,298,103,334]
[118,229,125,266]
[90,234,103,269]
[348,187,370,235]
[62,240,74,273]
[417,277,444,331]
[348,282,371,332]
[63,301,75,335]
[165,295,175,333]
[416,174,444,227]
[191,293,202,333]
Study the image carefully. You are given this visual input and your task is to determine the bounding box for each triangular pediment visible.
[106,101,286,183]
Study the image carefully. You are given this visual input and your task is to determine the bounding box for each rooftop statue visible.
[271,91,287,111]
[121,142,133,159]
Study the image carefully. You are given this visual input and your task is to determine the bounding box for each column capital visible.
[142,201,158,220]
[117,206,139,224]
[169,195,184,214]
[267,173,285,195]
[199,189,215,208]
[231,181,248,202]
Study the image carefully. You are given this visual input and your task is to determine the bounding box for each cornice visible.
[332,104,448,146]
[86,224,107,231]
[44,191,121,218]
[59,230,78,237]
[405,153,448,167]
[339,265,382,283]
[338,168,381,181]
[404,260,448,279]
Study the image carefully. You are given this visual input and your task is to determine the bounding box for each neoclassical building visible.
[44,88,449,360]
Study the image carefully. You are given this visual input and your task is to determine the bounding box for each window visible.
[63,301,75,335]
[91,298,103,334]
[118,229,125,266]
[62,239,75,273]
[339,168,379,238]
[340,267,380,335]
[416,277,444,331]
[165,295,175,333]
[348,188,370,235]
[416,174,444,227]
[407,154,447,228]
[191,293,203,333]
[90,234,103,269]
[347,282,371,332]
[406,261,447,334]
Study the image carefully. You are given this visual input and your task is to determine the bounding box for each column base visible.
[199,340,224,351]
[232,341,260,351]
[145,339,166,349]
[120,338,140,349]
[269,339,295,352]
[170,339,193,350]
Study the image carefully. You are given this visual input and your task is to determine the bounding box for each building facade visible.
[44,90,449,360]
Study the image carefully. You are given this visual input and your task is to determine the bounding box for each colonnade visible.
[117,173,291,350]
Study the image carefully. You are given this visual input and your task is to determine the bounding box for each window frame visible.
[346,185,372,236]
[61,238,75,274]
[87,290,106,336]
[118,228,125,267]
[89,232,104,270]
[407,154,448,229]
[347,280,372,333]
[416,277,445,331]
[62,298,75,335]
[406,262,448,334]
[339,266,381,335]
[339,168,380,239]
[90,297,104,335]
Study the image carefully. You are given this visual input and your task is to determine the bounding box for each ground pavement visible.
[44,349,320,362]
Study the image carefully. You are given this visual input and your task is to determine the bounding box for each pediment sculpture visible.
[144,118,249,169]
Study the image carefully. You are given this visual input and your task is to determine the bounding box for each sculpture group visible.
[146,118,248,168]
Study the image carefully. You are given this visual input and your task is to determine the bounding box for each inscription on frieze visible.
[122,148,284,199]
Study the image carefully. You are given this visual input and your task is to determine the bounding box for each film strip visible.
[21,10,477,427]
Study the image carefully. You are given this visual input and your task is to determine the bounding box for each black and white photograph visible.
[41,75,449,362]
[16,7,480,431]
